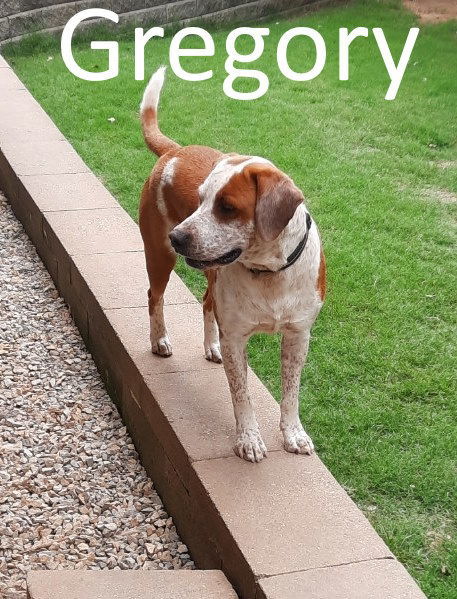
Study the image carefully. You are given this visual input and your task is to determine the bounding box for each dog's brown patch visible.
[139,172,176,310]
[203,269,217,315]
[214,166,259,224]
[159,146,224,223]
[215,163,303,242]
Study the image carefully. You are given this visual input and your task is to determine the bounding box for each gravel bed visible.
[0,192,194,598]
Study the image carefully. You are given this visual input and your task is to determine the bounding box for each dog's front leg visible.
[220,335,267,463]
[280,329,314,455]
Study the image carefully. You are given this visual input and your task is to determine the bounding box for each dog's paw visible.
[151,336,173,357]
[282,424,314,455]
[205,342,222,363]
[234,429,267,463]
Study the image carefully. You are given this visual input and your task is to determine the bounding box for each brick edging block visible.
[27,570,238,599]
[0,59,427,599]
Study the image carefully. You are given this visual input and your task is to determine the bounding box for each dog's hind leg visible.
[140,184,176,357]
[203,270,222,363]
[147,264,174,357]
[146,245,176,356]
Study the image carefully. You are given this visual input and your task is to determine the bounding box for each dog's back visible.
[139,67,224,225]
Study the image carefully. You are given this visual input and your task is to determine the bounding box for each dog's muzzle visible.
[185,248,242,270]
[184,248,241,270]
[169,230,242,270]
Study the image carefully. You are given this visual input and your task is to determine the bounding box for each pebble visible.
[0,192,194,598]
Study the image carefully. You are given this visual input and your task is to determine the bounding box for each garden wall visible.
[0,0,343,44]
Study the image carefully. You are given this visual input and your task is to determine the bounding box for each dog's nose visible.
[169,229,190,254]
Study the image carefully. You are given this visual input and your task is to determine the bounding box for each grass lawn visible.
[3,0,456,595]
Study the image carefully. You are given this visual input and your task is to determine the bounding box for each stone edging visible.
[27,570,238,598]
[0,55,427,599]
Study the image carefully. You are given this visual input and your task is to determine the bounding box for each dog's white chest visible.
[215,238,322,337]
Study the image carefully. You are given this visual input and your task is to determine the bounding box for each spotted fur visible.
[139,67,326,462]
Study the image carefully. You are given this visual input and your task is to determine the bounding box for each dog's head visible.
[169,156,304,269]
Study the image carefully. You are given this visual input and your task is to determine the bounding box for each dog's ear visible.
[246,164,304,242]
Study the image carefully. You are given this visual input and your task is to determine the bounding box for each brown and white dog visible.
[139,67,326,463]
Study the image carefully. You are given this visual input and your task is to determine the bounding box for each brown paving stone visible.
[72,252,197,310]
[193,452,392,584]
[0,94,64,142]
[144,368,283,462]
[0,139,90,176]
[72,251,148,310]
[158,270,199,305]
[257,558,426,599]
[44,207,143,256]
[18,172,118,212]
[27,570,238,599]
[103,302,219,376]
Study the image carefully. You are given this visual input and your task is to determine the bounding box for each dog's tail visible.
[140,66,181,157]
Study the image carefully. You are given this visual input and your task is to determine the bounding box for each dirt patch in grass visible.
[424,187,457,204]
[434,160,457,170]
[428,160,457,170]
[352,145,381,156]
[403,0,457,23]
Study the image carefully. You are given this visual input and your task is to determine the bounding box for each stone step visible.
[27,570,238,599]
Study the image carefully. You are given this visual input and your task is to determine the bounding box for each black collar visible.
[248,213,312,275]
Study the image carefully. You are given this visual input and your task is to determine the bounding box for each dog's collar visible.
[247,213,312,275]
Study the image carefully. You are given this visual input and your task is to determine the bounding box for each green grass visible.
[3,1,457,595]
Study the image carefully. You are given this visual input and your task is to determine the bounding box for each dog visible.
[139,67,326,463]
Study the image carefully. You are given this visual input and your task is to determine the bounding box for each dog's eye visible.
[219,199,235,214]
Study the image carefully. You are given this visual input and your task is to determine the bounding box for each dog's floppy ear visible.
[246,164,304,242]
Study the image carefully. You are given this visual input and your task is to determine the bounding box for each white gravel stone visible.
[0,192,194,598]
